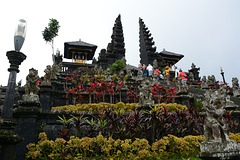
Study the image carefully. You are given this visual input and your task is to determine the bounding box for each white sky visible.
[0,0,240,86]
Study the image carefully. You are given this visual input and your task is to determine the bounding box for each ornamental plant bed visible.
[26,132,240,160]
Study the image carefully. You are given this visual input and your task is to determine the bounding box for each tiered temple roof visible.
[139,18,184,67]
[97,14,126,70]
[139,18,162,67]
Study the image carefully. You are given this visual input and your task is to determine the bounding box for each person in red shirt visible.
[155,68,160,80]
[178,69,188,88]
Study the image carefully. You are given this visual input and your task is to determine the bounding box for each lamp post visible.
[1,19,27,119]
[220,67,226,84]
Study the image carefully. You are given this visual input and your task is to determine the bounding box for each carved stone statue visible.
[176,77,184,93]
[22,68,40,103]
[219,83,238,110]
[200,89,240,159]
[126,69,132,79]
[24,68,40,95]
[203,89,230,143]
[188,72,194,86]
[152,69,158,84]
[201,76,209,89]
[52,48,63,64]
[153,59,158,69]
[207,75,216,86]
[135,70,143,81]
[118,70,127,89]
[232,77,240,97]
[51,63,62,79]
[188,63,200,83]
[104,68,112,81]
[138,78,154,107]
[42,65,52,85]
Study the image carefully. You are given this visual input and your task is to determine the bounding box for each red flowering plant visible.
[161,87,177,103]
[87,82,97,104]
[65,85,85,105]
[224,111,239,133]
[95,81,108,102]
[126,90,139,103]
[107,82,117,104]
[151,83,166,104]
[116,81,124,102]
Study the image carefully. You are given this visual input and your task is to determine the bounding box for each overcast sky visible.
[0,0,239,86]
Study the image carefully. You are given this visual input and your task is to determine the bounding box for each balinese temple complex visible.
[58,15,184,71]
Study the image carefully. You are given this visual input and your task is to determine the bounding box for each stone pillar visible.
[14,102,41,160]
[0,120,24,160]
[39,85,52,111]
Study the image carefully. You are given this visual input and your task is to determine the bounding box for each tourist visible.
[138,64,143,71]
[165,66,170,85]
[155,68,160,80]
[146,64,153,78]
[178,69,188,88]
[174,66,179,82]
[142,64,148,77]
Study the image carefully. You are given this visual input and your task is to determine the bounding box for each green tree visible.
[42,18,60,54]
[110,59,125,72]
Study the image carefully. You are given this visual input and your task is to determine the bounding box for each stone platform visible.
[199,141,240,160]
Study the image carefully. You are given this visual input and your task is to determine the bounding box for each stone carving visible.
[152,69,158,84]
[52,48,63,64]
[176,77,184,93]
[118,70,127,89]
[232,77,240,97]
[126,69,132,79]
[188,72,194,86]
[201,76,209,89]
[42,65,52,85]
[200,89,240,159]
[51,63,62,79]
[104,68,112,81]
[219,84,238,110]
[188,63,200,83]
[138,78,154,107]
[203,89,230,143]
[207,75,216,86]
[135,70,143,81]
[153,59,158,69]
[22,68,40,103]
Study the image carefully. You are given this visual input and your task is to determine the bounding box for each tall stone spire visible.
[139,18,162,67]
[97,14,126,70]
[107,14,125,60]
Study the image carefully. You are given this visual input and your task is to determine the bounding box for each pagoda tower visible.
[139,18,162,67]
[97,14,126,70]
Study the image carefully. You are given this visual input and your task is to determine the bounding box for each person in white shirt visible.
[174,66,179,82]
[146,64,153,78]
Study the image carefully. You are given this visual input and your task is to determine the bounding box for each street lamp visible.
[220,67,226,84]
[1,19,27,119]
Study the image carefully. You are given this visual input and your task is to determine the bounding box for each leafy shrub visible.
[52,102,185,112]
[26,132,207,160]
[156,103,188,112]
